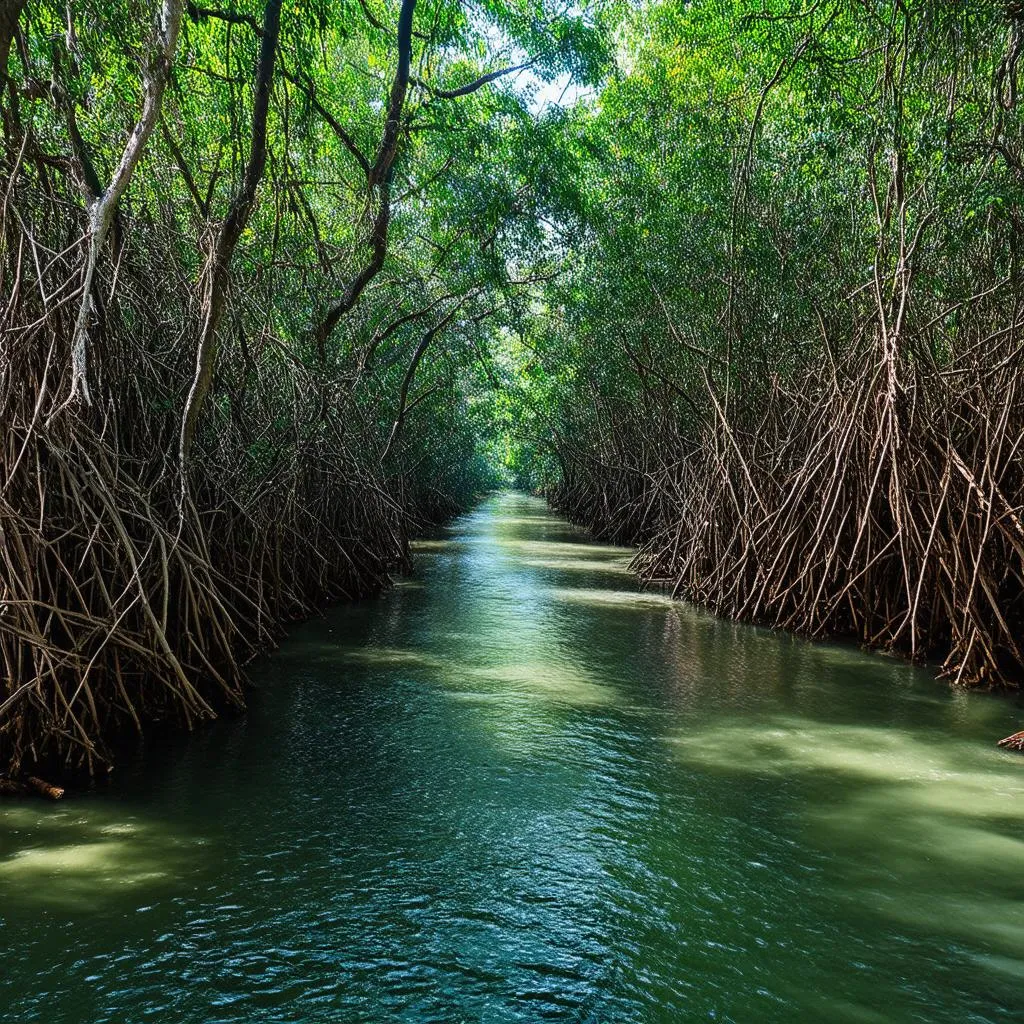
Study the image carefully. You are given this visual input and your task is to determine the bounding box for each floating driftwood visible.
[0,776,64,800]
[27,776,65,800]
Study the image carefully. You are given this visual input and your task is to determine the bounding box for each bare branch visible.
[355,0,384,33]
[282,68,370,178]
[412,59,536,100]
[185,2,263,35]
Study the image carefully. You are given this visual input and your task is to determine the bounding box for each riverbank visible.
[0,490,488,790]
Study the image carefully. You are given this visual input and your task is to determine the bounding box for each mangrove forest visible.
[2,0,1024,1021]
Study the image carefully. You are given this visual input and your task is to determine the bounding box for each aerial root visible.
[998,730,1024,752]
[0,162,406,780]
[549,332,1024,691]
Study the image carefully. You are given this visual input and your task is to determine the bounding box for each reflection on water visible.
[2,491,1023,1023]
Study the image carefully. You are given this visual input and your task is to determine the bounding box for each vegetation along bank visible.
[3,0,1024,781]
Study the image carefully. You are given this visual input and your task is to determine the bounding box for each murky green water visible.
[3,491,1024,1023]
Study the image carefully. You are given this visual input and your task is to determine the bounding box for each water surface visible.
[3,491,1024,1022]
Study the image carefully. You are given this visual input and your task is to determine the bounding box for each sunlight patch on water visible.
[671,717,1024,793]
[409,539,458,552]
[882,896,1024,965]
[463,660,615,707]
[971,951,1024,983]
[2,840,159,879]
[495,538,631,561]
[821,799,1024,887]
[518,556,633,574]
[549,586,677,609]
[490,515,572,526]
[671,715,1024,964]
[0,808,201,911]
[338,646,444,671]
[331,642,615,708]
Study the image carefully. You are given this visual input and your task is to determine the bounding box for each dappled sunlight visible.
[881,896,1024,966]
[670,717,1024,794]
[845,810,1024,873]
[3,840,155,879]
[318,638,616,710]
[336,646,445,672]
[490,515,571,527]
[518,555,633,574]
[462,660,616,707]
[0,807,202,911]
[549,586,677,609]
[971,951,1024,984]
[409,539,461,553]
[839,759,1024,822]
[495,538,631,561]
[672,715,1024,964]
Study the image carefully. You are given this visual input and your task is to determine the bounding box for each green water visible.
[3,491,1024,1023]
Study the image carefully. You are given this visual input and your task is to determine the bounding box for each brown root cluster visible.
[999,730,1024,751]
[0,182,405,780]
[551,326,1024,688]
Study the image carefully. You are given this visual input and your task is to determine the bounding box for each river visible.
[2,491,1024,1022]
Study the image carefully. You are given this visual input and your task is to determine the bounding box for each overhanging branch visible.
[412,59,536,100]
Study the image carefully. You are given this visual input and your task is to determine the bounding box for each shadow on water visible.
[2,491,1023,1023]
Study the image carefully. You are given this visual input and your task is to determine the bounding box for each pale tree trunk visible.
[69,0,183,404]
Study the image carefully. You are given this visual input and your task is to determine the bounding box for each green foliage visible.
[491,0,1024,686]
[5,0,628,523]
[502,0,1024,481]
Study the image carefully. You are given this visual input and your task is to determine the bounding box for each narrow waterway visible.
[2,491,1024,1023]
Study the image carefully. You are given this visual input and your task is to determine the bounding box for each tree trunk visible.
[312,0,416,359]
[179,0,283,462]
[0,0,26,84]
